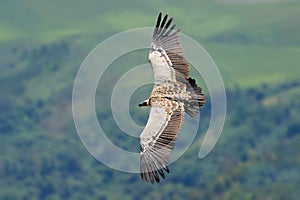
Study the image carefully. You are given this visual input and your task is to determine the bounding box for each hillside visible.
[1,0,300,199]
[1,0,300,87]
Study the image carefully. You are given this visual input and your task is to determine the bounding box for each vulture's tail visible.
[184,78,205,117]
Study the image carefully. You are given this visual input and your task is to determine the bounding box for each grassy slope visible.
[0,0,299,88]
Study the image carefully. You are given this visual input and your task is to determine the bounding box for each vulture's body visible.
[139,13,205,184]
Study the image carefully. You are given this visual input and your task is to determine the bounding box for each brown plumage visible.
[139,12,205,184]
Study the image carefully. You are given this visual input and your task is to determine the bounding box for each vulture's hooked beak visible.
[138,100,150,107]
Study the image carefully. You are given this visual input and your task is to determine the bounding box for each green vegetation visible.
[1,0,299,199]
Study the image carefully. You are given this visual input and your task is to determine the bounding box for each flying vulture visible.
[139,12,205,184]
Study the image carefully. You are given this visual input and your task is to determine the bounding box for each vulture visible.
[139,12,205,184]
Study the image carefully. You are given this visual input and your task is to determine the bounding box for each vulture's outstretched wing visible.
[140,98,184,184]
[150,12,190,81]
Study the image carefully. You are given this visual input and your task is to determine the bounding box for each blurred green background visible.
[1,0,299,199]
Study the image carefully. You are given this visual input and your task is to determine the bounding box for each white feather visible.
[148,50,176,84]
